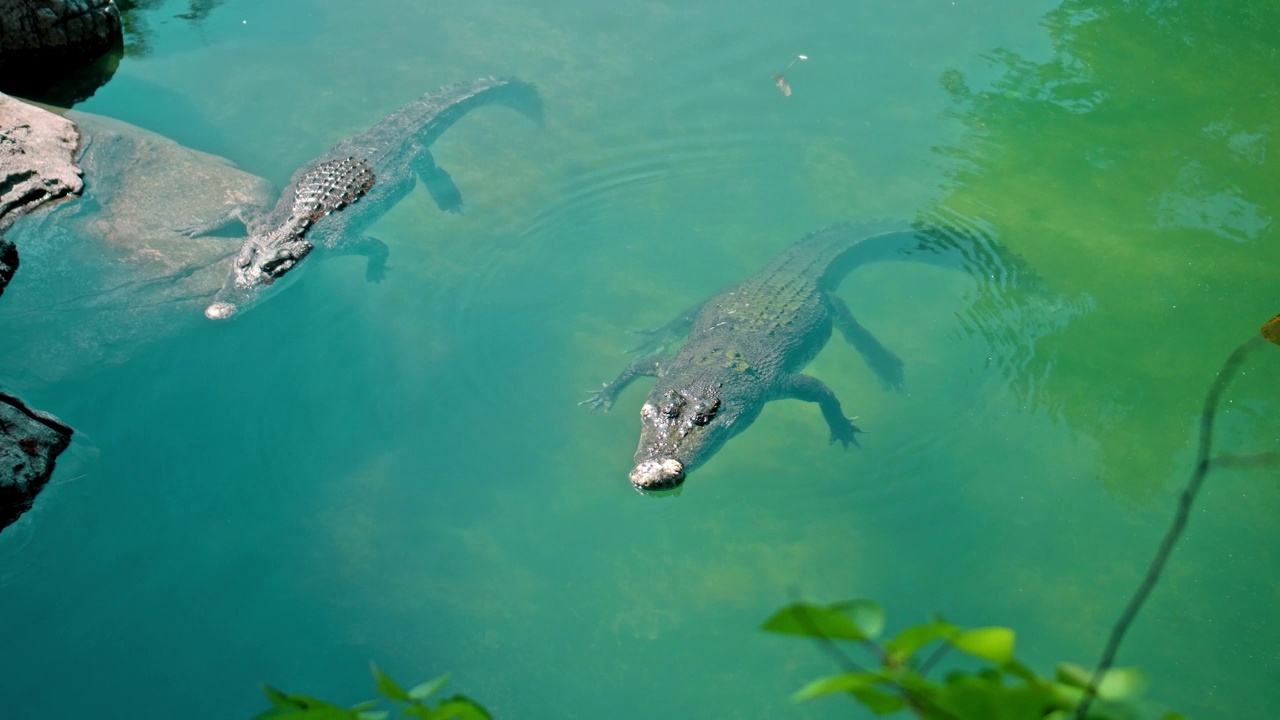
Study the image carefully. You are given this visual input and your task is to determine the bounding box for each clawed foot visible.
[872,354,907,393]
[830,418,862,449]
[366,261,388,283]
[579,384,616,411]
[174,223,206,238]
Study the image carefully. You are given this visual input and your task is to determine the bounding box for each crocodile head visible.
[205,233,313,320]
[629,383,747,492]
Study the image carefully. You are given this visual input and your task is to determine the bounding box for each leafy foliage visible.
[254,663,490,720]
[762,599,1185,720]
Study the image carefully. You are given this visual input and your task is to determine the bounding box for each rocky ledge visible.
[0,0,122,99]
[0,91,83,296]
[0,391,73,533]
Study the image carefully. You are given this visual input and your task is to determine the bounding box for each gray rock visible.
[0,92,83,230]
[0,111,273,381]
[0,391,72,533]
[0,0,122,96]
[0,91,83,297]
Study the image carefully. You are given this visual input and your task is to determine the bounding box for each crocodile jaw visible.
[629,458,686,491]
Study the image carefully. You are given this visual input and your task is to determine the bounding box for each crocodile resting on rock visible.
[182,76,542,320]
[584,220,1002,492]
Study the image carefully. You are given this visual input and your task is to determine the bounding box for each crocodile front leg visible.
[824,292,905,391]
[582,354,672,411]
[627,301,705,355]
[330,234,390,282]
[177,203,268,238]
[778,372,862,448]
[411,145,464,214]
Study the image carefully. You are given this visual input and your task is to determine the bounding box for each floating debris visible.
[1263,314,1280,345]
[771,73,792,97]
[772,54,808,97]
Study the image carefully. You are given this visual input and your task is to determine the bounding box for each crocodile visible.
[182,76,542,320]
[583,220,996,492]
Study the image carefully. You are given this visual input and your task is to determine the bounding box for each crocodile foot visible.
[830,418,862,449]
[580,384,617,411]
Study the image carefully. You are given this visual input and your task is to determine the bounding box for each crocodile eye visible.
[261,257,294,278]
[693,399,720,426]
[661,403,681,419]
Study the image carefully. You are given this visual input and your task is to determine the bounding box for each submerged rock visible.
[0,391,73,533]
[0,91,83,297]
[0,111,273,381]
[0,0,122,102]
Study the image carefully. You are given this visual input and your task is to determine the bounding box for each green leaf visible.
[254,707,360,720]
[428,695,493,720]
[762,600,882,641]
[1055,662,1091,689]
[1094,667,1146,701]
[884,619,958,663]
[1055,663,1146,701]
[370,662,412,702]
[355,713,389,720]
[833,599,886,639]
[999,659,1039,684]
[950,627,1015,664]
[254,685,379,720]
[936,674,1057,720]
[850,686,907,715]
[408,673,451,701]
[261,684,299,708]
[792,671,882,701]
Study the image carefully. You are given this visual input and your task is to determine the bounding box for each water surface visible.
[1,1,1277,718]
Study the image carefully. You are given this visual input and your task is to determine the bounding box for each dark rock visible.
[0,236,15,296]
[0,391,72,532]
[0,0,122,102]
[0,111,273,381]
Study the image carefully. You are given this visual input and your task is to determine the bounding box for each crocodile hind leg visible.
[824,292,905,392]
[582,354,673,411]
[411,145,464,214]
[176,203,268,238]
[329,234,390,282]
[778,372,862,448]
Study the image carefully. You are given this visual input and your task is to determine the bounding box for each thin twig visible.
[916,642,953,677]
[1076,335,1267,718]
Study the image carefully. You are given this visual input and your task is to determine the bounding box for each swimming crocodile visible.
[181,76,542,320]
[583,220,992,492]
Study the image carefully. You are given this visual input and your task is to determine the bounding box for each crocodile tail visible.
[412,76,543,146]
[769,219,914,286]
[809,216,1027,294]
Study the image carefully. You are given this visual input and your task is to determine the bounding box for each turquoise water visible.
[2,0,1278,718]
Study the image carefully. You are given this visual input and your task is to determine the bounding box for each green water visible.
[1,0,1277,718]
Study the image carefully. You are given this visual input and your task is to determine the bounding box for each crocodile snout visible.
[629,458,685,491]
[205,302,237,320]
